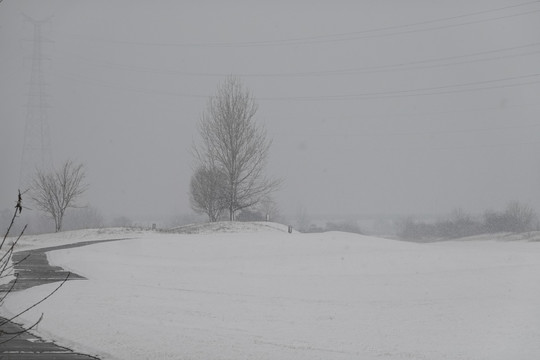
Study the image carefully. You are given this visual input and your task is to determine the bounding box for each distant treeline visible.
[301,221,363,235]
[398,201,538,241]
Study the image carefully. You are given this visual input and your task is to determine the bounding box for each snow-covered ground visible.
[3,223,540,359]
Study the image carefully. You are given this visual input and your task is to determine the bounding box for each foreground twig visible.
[0,313,44,345]
[0,272,71,328]
[0,191,69,346]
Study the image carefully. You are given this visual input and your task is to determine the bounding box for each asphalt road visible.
[0,238,133,359]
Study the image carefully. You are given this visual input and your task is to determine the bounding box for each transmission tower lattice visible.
[19,15,54,190]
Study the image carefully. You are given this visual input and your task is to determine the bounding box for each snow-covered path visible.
[4,227,540,359]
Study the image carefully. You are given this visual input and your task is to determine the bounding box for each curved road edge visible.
[0,237,135,359]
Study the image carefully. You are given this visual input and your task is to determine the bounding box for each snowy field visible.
[3,223,540,360]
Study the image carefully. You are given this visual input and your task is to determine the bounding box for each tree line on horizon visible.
[398,201,538,241]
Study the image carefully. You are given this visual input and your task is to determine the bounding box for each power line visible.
[258,73,540,101]
[72,1,540,48]
[276,130,540,153]
[271,0,540,44]
[384,139,540,153]
[56,41,540,78]
[319,102,540,121]
[283,120,540,139]
[56,69,540,102]
[54,68,540,124]
[294,45,540,78]
[297,8,540,47]
[54,66,540,126]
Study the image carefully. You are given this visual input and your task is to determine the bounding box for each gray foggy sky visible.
[2,0,540,222]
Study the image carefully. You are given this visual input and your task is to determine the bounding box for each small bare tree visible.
[193,76,280,221]
[189,165,227,222]
[30,160,88,232]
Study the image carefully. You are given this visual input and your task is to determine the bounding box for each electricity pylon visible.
[19,14,54,190]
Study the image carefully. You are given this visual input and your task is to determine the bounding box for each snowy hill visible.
[3,227,540,359]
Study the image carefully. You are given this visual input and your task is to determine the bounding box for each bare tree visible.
[189,165,227,222]
[502,201,536,233]
[193,76,280,221]
[483,201,536,234]
[30,160,88,232]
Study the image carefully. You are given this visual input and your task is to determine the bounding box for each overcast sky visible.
[2,1,540,223]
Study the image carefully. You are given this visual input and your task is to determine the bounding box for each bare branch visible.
[1,190,24,250]
[0,272,71,327]
[0,314,44,345]
[0,192,68,348]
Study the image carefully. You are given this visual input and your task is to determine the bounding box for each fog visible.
[2,1,540,230]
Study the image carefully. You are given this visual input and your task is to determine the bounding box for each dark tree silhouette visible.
[30,160,88,232]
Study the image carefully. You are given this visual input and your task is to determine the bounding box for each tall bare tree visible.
[193,76,280,221]
[189,165,227,222]
[30,160,88,232]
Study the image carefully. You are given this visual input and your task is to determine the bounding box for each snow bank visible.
[4,229,540,359]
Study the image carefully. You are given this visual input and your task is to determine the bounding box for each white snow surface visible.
[3,224,540,359]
